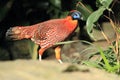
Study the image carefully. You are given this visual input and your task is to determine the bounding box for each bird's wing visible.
[32,19,68,48]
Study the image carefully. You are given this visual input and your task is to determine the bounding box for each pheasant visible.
[6,10,82,63]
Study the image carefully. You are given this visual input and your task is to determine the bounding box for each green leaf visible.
[55,40,80,45]
[49,0,61,8]
[86,7,105,40]
[0,0,14,22]
[82,61,103,69]
[86,0,113,40]
[77,4,93,20]
[98,47,111,69]
[99,0,113,8]
[29,40,38,60]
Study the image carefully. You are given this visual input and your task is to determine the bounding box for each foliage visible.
[0,0,14,22]
[87,0,112,40]
[99,47,120,73]
[83,47,120,73]
[74,0,120,74]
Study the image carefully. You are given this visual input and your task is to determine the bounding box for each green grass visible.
[60,40,120,74]
[82,46,120,74]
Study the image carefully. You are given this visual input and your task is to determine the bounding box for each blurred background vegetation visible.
[0,0,120,67]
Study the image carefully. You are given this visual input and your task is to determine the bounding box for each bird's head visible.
[68,10,82,20]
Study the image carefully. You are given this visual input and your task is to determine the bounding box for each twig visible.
[76,1,92,13]
[104,15,120,72]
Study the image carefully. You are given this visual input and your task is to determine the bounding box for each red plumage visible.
[6,10,82,63]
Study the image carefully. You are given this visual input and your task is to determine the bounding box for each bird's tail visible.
[6,26,36,40]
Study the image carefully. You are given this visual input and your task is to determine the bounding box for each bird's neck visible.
[65,16,78,32]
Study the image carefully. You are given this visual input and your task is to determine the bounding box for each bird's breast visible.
[64,16,78,33]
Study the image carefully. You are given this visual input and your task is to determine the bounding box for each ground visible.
[0,60,119,80]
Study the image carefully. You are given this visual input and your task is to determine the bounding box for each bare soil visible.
[0,60,119,80]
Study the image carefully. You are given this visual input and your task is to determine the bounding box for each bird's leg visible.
[38,48,45,61]
[55,46,63,64]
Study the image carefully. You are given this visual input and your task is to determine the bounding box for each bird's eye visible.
[73,13,80,18]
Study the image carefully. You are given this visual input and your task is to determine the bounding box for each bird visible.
[6,10,82,63]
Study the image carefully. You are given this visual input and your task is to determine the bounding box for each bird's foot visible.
[39,54,42,61]
[58,59,63,64]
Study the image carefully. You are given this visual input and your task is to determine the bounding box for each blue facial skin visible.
[73,12,81,19]
[70,11,82,20]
